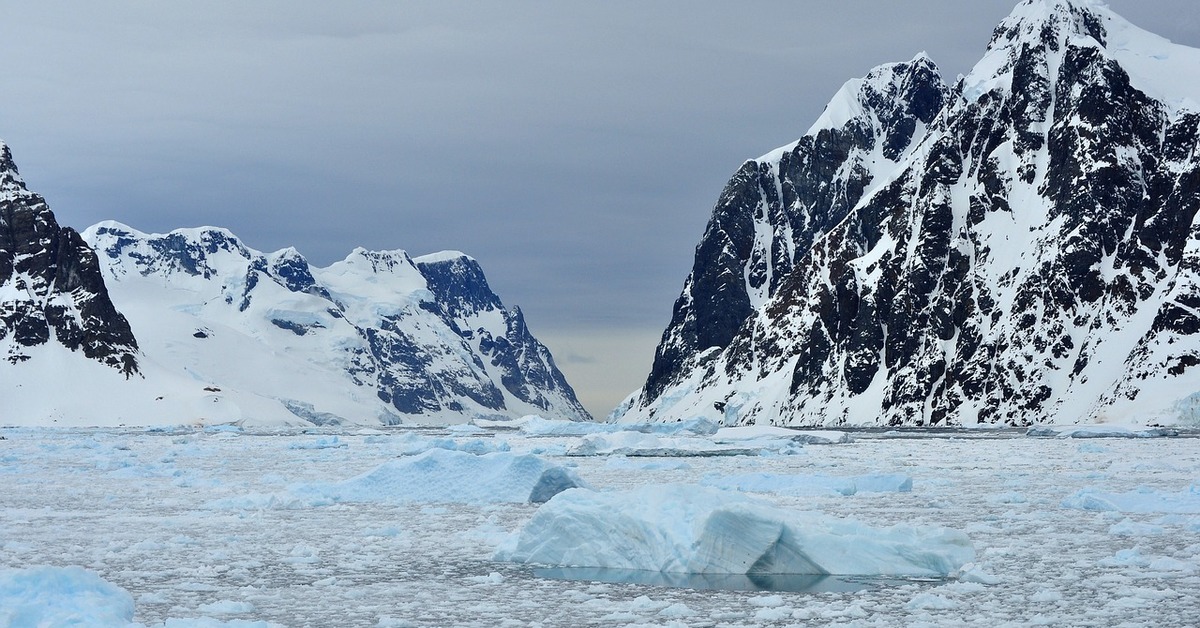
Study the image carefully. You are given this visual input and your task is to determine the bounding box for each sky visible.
[2,1,1197,419]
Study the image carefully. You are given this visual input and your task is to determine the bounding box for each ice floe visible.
[496,485,974,577]
[1061,485,1200,513]
[212,449,586,509]
[0,565,134,627]
[1026,425,1180,438]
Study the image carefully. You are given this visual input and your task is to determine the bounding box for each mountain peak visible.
[415,250,475,265]
[989,0,1108,51]
[756,53,946,165]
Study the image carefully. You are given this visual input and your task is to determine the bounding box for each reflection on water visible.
[532,567,932,593]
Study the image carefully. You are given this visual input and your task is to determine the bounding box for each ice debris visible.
[496,485,974,576]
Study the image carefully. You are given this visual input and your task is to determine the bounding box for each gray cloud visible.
[1,1,1196,416]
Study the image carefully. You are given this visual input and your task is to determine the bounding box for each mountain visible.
[0,141,139,376]
[77,222,591,426]
[616,0,1200,427]
[1,140,589,426]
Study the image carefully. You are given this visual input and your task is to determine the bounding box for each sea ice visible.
[565,432,796,457]
[496,485,974,577]
[702,472,912,496]
[714,426,849,444]
[478,415,719,437]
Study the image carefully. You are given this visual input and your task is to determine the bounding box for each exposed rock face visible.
[84,223,591,424]
[0,141,138,374]
[416,254,584,418]
[643,55,949,404]
[619,0,1200,426]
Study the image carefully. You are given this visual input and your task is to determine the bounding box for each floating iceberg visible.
[386,433,512,456]
[299,449,586,505]
[0,566,134,627]
[1026,425,1179,438]
[1061,485,1200,514]
[214,449,586,509]
[703,472,913,496]
[496,485,974,577]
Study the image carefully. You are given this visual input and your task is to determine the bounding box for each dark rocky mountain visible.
[617,0,1200,427]
[0,141,139,375]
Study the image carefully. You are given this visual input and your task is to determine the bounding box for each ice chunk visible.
[295,449,587,504]
[1061,485,1200,514]
[906,592,959,610]
[288,436,347,450]
[0,566,134,627]
[703,472,912,496]
[496,485,974,577]
[1026,425,1179,438]
[389,433,511,456]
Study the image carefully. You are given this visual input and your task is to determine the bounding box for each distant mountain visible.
[78,222,591,426]
[616,0,1200,427]
[1,141,589,426]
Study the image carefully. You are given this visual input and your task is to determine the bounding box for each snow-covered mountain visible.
[0,141,139,376]
[75,222,590,426]
[617,0,1200,427]
[1,140,589,426]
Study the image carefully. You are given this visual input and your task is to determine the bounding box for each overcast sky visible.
[2,1,1197,418]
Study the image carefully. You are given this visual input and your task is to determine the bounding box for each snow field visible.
[0,427,1198,626]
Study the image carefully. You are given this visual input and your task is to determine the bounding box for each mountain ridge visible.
[617,0,1200,427]
[1,142,590,426]
[79,220,592,426]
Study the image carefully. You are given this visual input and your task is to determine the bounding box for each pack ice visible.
[496,485,974,577]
